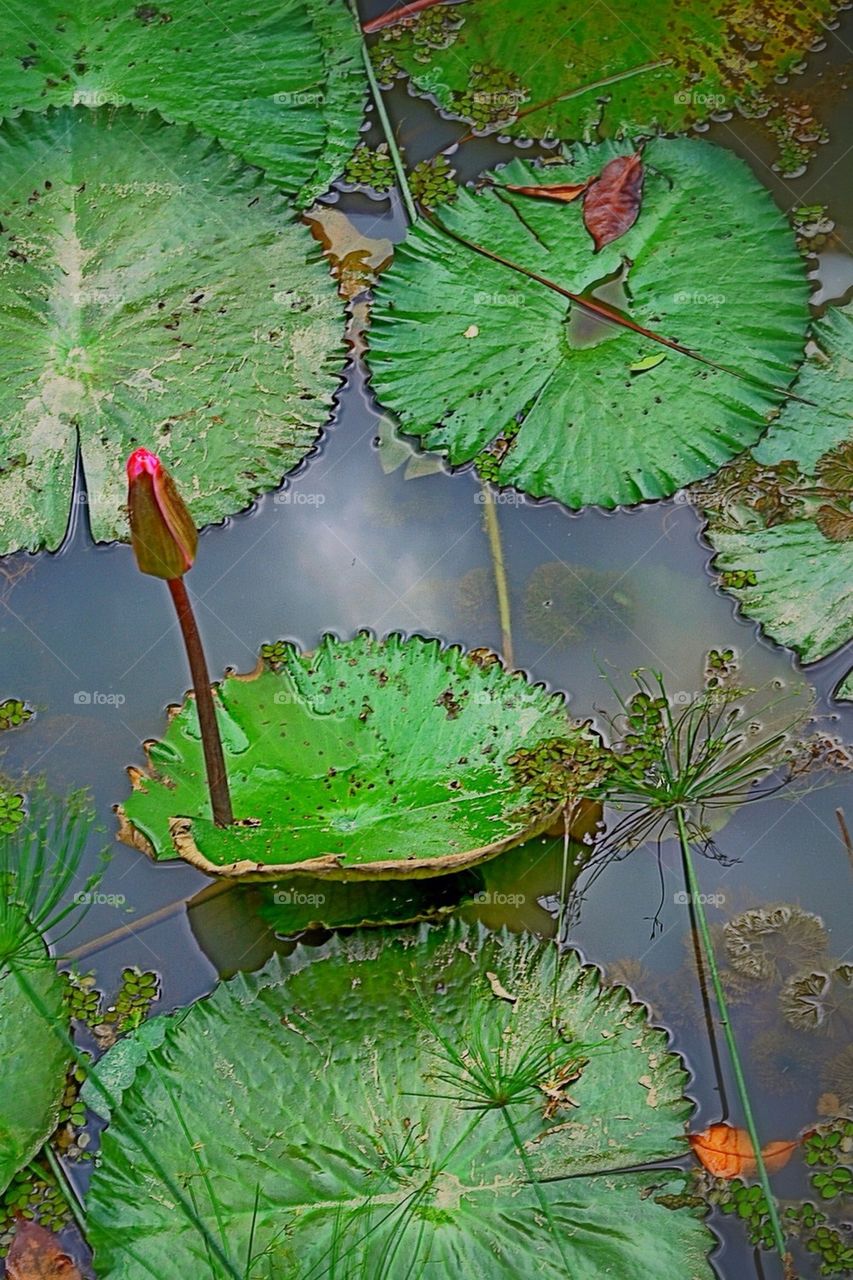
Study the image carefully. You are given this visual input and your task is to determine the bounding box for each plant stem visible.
[675,809,788,1263]
[40,1144,87,1235]
[357,24,418,223]
[167,578,233,827]
[480,483,514,667]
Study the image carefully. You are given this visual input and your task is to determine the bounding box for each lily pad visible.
[367,137,808,509]
[699,304,853,663]
[0,0,365,206]
[0,107,345,554]
[370,0,835,141]
[86,923,713,1277]
[0,920,70,1194]
[119,633,601,879]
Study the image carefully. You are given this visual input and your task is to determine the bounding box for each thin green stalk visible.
[503,1106,573,1275]
[357,22,418,223]
[675,808,788,1263]
[551,807,573,1026]
[12,963,243,1280]
[481,483,514,667]
[39,1144,87,1235]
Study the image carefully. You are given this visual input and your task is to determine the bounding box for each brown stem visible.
[362,0,448,32]
[168,577,234,827]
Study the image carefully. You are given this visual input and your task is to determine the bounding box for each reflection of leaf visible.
[0,0,364,206]
[376,414,445,478]
[120,633,598,879]
[0,108,345,554]
[305,206,394,300]
[88,924,715,1278]
[6,1219,82,1279]
[368,138,807,509]
[779,969,850,1034]
[689,1125,796,1179]
[815,503,853,543]
[583,153,644,251]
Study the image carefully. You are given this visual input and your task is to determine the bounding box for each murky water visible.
[1,7,852,1277]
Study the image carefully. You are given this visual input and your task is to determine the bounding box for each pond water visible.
[1,4,852,1277]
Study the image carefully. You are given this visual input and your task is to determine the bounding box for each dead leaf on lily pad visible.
[6,1220,82,1280]
[584,152,644,251]
[689,1123,798,1178]
[503,180,590,204]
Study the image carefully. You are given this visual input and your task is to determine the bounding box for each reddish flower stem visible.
[168,578,234,827]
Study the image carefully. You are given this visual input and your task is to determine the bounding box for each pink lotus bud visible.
[126,449,198,580]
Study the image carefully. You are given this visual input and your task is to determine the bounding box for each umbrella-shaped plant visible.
[120,452,609,879]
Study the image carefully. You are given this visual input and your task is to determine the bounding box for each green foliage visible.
[409,154,458,207]
[0,1160,71,1257]
[0,700,32,731]
[344,142,396,192]
[368,137,808,509]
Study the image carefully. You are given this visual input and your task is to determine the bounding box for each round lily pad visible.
[370,0,834,142]
[367,137,808,509]
[118,633,600,879]
[0,107,345,554]
[0,0,365,206]
[699,303,853,663]
[86,923,713,1278]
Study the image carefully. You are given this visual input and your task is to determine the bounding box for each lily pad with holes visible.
[0,107,345,555]
[118,633,603,879]
[0,0,364,206]
[0,920,71,1194]
[367,137,808,510]
[698,304,853,663]
[370,0,835,141]
[86,922,714,1278]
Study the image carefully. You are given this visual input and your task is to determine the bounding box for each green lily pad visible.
[86,923,713,1277]
[0,107,345,554]
[699,304,853,663]
[0,0,364,206]
[370,0,834,141]
[367,137,808,509]
[834,670,853,703]
[0,920,70,1195]
[118,633,601,879]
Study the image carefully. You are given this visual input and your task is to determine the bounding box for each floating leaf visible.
[583,153,644,251]
[0,108,345,554]
[87,923,714,1277]
[630,353,667,374]
[370,0,834,140]
[6,1220,82,1280]
[689,1124,796,1179]
[0,923,70,1195]
[118,633,600,879]
[368,138,807,509]
[0,0,364,206]
[503,180,590,203]
[700,304,853,662]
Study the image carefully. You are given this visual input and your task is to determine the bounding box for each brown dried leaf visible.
[815,503,853,542]
[583,153,644,252]
[503,180,590,204]
[6,1220,82,1280]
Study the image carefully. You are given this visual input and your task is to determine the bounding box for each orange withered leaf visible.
[583,152,644,252]
[503,180,591,204]
[689,1123,799,1179]
[6,1220,82,1279]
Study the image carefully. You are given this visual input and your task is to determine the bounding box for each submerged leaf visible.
[87,924,715,1278]
[0,108,345,554]
[583,153,644,251]
[0,0,364,206]
[689,1124,796,1179]
[368,138,807,509]
[119,633,600,878]
[6,1220,82,1280]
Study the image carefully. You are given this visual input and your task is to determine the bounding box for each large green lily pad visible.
[119,633,601,879]
[0,0,364,206]
[0,107,345,554]
[370,0,835,141]
[367,137,808,509]
[698,304,853,663]
[0,919,70,1194]
[86,923,713,1277]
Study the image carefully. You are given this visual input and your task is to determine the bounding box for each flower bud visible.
[126,448,198,579]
